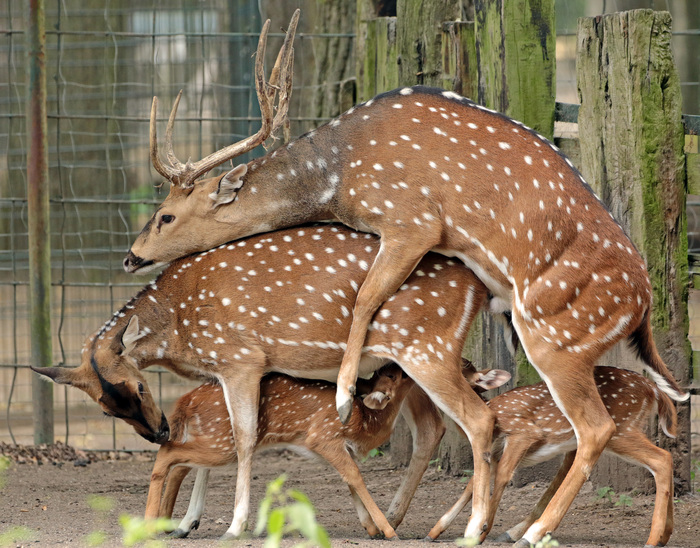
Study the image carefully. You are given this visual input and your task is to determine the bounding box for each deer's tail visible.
[654,387,678,439]
[628,309,689,403]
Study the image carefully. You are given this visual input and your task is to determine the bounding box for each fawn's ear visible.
[362,391,391,410]
[473,369,511,391]
[209,164,247,208]
[118,315,148,356]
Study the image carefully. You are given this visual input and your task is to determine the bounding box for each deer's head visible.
[124,12,298,274]
[31,316,169,444]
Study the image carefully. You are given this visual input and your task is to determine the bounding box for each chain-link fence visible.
[0,0,354,451]
[1,0,699,452]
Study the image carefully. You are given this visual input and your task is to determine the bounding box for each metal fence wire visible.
[0,0,699,452]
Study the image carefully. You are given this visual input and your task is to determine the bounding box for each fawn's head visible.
[32,315,169,444]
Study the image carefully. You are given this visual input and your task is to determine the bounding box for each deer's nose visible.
[123,251,145,273]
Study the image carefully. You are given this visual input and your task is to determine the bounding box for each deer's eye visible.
[137,382,145,396]
[160,214,174,224]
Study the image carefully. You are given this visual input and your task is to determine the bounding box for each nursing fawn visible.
[146,361,510,539]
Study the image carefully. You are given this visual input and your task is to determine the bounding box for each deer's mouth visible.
[123,251,158,274]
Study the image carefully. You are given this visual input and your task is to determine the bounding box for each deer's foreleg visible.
[495,446,574,543]
[317,444,398,539]
[217,355,265,540]
[336,237,436,423]
[400,359,494,543]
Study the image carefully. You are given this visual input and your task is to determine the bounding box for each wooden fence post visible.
[577,9,691,493]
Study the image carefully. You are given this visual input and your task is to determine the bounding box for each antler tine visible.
[164,90,186,175]
[150,95,180,182]
[273,48,294,145]
[180,19,276,185]
[270,11,298,144]
[164,11,299,187]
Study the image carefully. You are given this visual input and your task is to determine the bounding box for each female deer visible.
[35,224,493,539]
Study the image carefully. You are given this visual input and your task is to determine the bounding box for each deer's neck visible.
[238,129,348,229]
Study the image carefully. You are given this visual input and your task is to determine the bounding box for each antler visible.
[150,9,299,188]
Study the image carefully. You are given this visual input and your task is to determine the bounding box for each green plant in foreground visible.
[0,456,10,489]
[0,526,37,547]
[615,493,634,508]
[119,515,177,547]
[255,474,331,548]
[533,534,560,548]
[596,486,615,503]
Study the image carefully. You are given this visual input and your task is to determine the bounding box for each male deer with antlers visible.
[36,224,497,539]
[146,361,509,539]
[427,366,677,546]
[122,11,687,544]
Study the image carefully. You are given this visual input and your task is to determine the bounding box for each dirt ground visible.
[0,445,699,548]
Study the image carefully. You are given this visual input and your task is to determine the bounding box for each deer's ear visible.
[473,369,511,391]
[209,164,247,208]
[362,391,391,410]
[119,315,147,356]
[30,366,78,386]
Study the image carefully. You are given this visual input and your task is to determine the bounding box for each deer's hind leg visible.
[512,318,617,546]
[607,432,674,547]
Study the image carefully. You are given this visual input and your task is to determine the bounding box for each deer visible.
[426,366,677,547]
[34,224,500,540]
[121,10,689,546]
[145,361,510,539]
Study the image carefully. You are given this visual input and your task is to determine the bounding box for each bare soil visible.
[0,445,698,548]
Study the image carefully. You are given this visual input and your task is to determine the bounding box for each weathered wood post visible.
[577,10,691,493]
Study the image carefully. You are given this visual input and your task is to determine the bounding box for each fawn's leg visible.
[426,476,474,540]
[401,361,494,541]
[336,237,437,424]
[145,447,177,520]
[386,386,446,528]
[607,432,674,547]
[315,442,398,539]
[497,450,576,542]
[171,468,211,538]
[159,465,191,519]
[480,436,540,542]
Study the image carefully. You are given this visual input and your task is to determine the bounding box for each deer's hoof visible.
[513,539,531,548]
[385,534,400,541]
[495,531,514,543]
[337,399,353,425]
[169,528,190,539]
[422,535,437,542]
